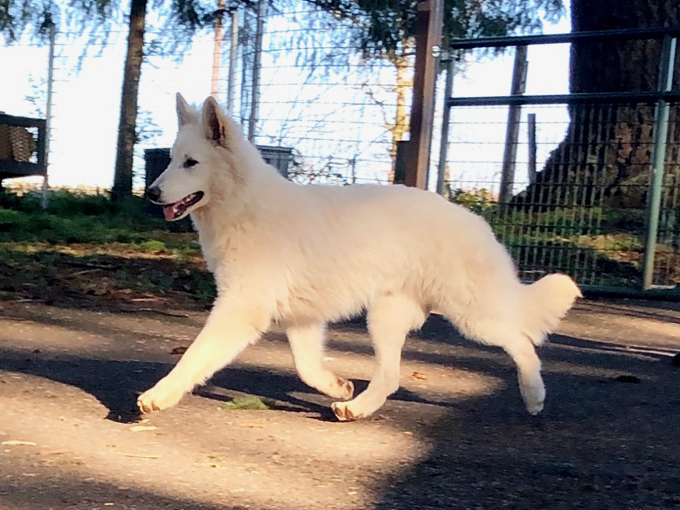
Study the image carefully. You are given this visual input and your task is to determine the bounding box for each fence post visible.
[211,0,226,99]
[227,9,239,116]
[41,21,56,210]
[404,0,443,189]
[248,0,266,142]
[436,53,455,195]
[393,141,409,184]
[642,35,676,290]
[527,113,537,184]
[499,45,528,204]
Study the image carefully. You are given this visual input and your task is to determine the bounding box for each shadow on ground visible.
[371,318,680,509]
[0,474,246,510]
[1,307,679,509]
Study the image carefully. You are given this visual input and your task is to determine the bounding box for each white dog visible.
[138,93,581,420]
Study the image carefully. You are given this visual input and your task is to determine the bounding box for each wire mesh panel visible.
[247,6,411,185]
[444,102,680,291]
[656,106,680,288]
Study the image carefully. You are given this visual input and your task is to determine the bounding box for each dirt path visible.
[0,299,679,509]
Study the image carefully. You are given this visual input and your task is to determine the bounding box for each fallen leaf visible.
[2,440,37,446]
[115,452,159,459]
[411,371,427,380]
[40,449,73,456]
[129,425,157,432]
[222,396,276,411]
[170,346,188,355]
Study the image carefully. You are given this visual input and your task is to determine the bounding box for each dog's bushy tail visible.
[521,274,582,346]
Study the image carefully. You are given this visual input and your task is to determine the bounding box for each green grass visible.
[0,187,676,301]
[221,396,277,411]
[0,189,194,244]
[447,188,679,287]
[0,189,213,305]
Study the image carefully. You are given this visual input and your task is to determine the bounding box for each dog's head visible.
[146,93,243,221]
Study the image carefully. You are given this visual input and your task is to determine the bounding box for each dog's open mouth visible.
[162,191,205,221]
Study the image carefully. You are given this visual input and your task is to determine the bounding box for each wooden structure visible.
[403,0,444,189]
[0,114,47,189]
[498,45,528,205]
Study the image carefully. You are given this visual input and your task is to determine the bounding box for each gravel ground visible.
[0,298,679,510]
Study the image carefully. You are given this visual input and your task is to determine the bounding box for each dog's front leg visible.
[138,296,270,413]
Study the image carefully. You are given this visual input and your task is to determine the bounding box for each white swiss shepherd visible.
[139,93,581,420]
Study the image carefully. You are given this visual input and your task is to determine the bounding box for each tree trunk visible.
[211,0,226,99]
[512,0,679,210]
[112,0,148,203]
[392,52,411,160]
[387,47,412,183]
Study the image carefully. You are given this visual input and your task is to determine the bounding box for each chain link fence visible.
[3,11,679,296]
[443,30,680,296]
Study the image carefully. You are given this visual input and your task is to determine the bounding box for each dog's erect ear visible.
[176,93,195,128]
[202,96,229,146]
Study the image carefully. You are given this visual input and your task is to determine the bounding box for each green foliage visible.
[2,188,114,215]
[443,186,665,287]
[0,189,214,304]
[221,396,277,411]
[0,190,165,243]
[0,0,222,44]
[0,208,23,225]
[0,188,194,236]
[305,0,565,57]
[448,187,495,214]
[3,0,566,49]
[138,239,168,251]
[192,277,217,300]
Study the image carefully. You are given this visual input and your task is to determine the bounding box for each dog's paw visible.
[519,375,545,416]
[331,401,361,422]
[330,378,354,401]
[137,380,185,413]
[524,394,545,415]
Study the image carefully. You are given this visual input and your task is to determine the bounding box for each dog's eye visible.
[184,158,199,169]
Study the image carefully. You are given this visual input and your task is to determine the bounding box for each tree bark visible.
[392,53,411,162]
[513,0,679,210]
[386,48,412,183]
[112,0,148,203]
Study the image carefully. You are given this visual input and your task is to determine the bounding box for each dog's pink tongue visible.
[162,204,176,221]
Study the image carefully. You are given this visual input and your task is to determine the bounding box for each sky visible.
[0,2,572,193]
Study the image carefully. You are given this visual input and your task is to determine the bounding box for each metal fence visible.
[249,5,407,185]
[4,10,680,298]
[442,28,680,297]
[0,2,408,189]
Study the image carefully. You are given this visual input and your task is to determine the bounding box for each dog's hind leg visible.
[138,297,270,413]
[500,333,545,415]
[332,294,426,421]
[287,322,354,400]
[448,311,545,415]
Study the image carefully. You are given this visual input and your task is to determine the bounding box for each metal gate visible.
[440,28,680,298]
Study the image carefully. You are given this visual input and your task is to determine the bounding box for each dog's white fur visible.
[138,94,581,420]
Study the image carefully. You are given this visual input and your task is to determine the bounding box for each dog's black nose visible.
[146,186,161,202]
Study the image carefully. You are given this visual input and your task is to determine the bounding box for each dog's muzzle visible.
[146,186,162,203]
